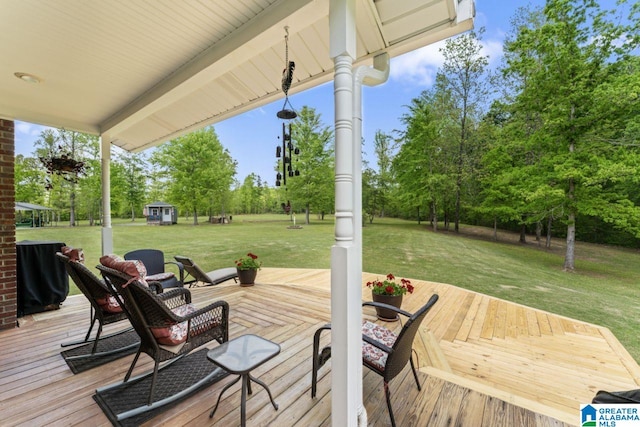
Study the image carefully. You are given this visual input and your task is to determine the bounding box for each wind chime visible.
[276,26,300,187]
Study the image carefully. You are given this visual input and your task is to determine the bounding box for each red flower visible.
[368,273,414,296]
[235,252,262,270]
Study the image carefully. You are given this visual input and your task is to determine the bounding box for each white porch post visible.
[100,135,113,255]
[330,0,362,425]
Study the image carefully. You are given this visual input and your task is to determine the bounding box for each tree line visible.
[16,0,640,271]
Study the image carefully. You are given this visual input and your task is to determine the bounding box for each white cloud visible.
[15,121,47,137]
[481,38,505,67]
[14,121,52,156]
[389,35,505,89]
[389,40,446,87]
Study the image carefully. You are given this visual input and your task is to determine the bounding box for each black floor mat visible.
[61,329,139,374]
[94,348,228,427]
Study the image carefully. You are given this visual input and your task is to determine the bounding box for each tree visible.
[285,106,334,224]
[114,150,147,221]
[34,129,95,226]
[372,130,395,218]
[502,0,640,270]
[150,127,237,224]
[75,135,101,225]
[237,173,264,214]
[394,91,453,229]
[15,155,45,204]
[435,29,490,232]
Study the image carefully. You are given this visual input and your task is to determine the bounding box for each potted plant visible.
[235,252,262,286]
[367,274,414,321]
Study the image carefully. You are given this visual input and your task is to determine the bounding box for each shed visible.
[15,202,54,227]
[143,202,177,225]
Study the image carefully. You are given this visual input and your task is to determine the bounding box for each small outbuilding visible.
[15,202,54,227]
[143,201,177,225]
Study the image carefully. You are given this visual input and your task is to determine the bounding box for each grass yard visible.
[17,214,640,362]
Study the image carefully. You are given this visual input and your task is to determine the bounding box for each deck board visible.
[1,268,638,426]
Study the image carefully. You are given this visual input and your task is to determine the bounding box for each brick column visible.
[0,119,16,330]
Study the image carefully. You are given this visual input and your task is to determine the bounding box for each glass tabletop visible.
[207,334,281,374]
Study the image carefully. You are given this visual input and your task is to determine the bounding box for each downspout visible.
[352,52,389,427]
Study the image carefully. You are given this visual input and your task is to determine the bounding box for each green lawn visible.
[17,214,640,362]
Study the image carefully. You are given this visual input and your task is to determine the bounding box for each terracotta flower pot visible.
[237,268,257,286]
[372,293,403,321]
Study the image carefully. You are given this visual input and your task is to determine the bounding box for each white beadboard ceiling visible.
[0,0,474,152]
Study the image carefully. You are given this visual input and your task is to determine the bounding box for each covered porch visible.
[2,268,638,426]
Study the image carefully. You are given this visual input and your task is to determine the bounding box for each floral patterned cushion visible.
[99,254,149,287]
[150,303,197,345]
[95,295,123,314]
[362,320,397,371]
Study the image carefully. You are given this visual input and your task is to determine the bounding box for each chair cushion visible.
[150,303,197,345]
[146,272,175,282]
[61,245,85,263]
[99,254,149,287]
[362,320,397,371]
[95,294,123,314]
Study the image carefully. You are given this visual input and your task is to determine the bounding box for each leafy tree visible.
[394,92,452,229]
[372,130,395,218]
[75,135,101,225]
[150,127,237,225]
[285,106,334,224]
[502,0,640,270]
[435,29,490,232]
[34,129,95,226]
[115,151,147,221]
[237,173,264,214]
[15,155,45,204]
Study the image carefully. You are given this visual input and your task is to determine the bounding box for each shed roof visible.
[15,202,53,211]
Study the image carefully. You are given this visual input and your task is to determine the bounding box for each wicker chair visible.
[56,252,137,358]
[173,255,238,287]
[124,249,184,289]
[311,294,439,427]
[96,264,229,409]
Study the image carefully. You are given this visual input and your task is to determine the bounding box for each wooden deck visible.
[1,268,639,426]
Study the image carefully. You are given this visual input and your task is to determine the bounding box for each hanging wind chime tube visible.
[275,122,300,187]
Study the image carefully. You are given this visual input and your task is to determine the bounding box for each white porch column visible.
[330,0,362,425]
[100,135,113,255]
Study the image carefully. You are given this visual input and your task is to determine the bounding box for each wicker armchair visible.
[311,294,439,427]
[56,252,136,358]
[96,264,229,407]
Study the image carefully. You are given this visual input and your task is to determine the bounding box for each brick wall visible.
[0,119,16,330]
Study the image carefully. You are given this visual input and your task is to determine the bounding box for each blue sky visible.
[14,0,546,186]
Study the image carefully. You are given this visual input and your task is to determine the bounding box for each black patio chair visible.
[124,249,184,289]
[56,252,137,359]
[311,294,439,427]
[96,263,229,420]
[173,255,238,287]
